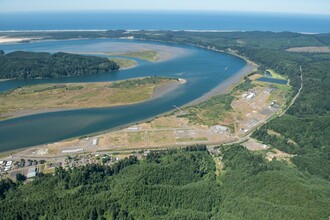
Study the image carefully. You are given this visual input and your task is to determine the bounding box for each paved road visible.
[279,66,303,117]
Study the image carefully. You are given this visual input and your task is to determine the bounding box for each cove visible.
[0,39,247,152]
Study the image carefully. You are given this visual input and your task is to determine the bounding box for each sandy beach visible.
[0,79,13,82]
[0,36,38,44]
[152,78,187,99]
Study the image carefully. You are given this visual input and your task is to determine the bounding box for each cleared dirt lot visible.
[242,139,268,151]
[231,87,276,136]
[286,46,330,53]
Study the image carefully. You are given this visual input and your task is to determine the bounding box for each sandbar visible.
[0,78,186,120]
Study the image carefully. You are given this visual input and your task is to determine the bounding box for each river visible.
[0,38,247,152]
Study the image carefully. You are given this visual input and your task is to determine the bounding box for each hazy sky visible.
[1,0,329,15]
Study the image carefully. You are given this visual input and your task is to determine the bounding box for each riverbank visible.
[187,63,255,106]
[153,78,186,100]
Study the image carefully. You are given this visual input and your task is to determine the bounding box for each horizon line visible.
[0,29,324,35]
[0,9,329,16]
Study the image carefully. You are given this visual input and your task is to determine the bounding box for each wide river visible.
[0,39,247,152]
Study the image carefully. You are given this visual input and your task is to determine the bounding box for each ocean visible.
[0,11,329,33]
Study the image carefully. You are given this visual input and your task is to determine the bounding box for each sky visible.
[0,0,329,15]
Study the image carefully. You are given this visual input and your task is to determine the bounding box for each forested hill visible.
[0,51,119,79]
[0,146,329,219]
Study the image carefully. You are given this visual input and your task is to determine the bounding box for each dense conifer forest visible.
[0,146,329,219]
[0,51,119,79]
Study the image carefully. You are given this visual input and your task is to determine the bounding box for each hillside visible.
[0,146,329,219]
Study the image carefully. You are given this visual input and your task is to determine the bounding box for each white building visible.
[4,167,10,171]
[211,125,229,133]
[246,92,256,100]
[61,148,84,154]
[27,167,37,178]
[264,88,274,94]
[127,126,141,131]
[92,139,98,146]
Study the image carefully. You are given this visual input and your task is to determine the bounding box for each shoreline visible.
[186,63,255,106]
[0,29,323,35]
[0,78,13,82]
[0,36,41,44]
[152,78,186,100]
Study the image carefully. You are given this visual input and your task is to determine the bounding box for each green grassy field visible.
[179,94,234,126]
[266,69,288,79]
